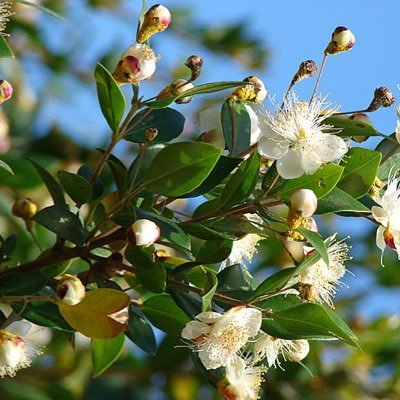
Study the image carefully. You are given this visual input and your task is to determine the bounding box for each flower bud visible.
[291,60,318,85]
[136,4,172,43]
[12,198,37,220]
[366,87,396,112]
[185,55,203,81]
[127,219,160,247]
[285,340,310,362]
[56,274,86,305]
[112,44,158,85]
[349,113,373,143]
[287,189,318,229]
[232,76,267,104]
[0,80,13,104]
[158,79,194,104]
[325,26,355,55]
[145,127,158,142]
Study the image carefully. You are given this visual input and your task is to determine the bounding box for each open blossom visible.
[286,235,351,308]
[181,306,262,369]
[218,356,266,400]
[257,93,348,179]
[371,172,400,263]
[0,322,41,378]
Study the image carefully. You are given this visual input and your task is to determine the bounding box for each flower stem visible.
[310,53,328,103]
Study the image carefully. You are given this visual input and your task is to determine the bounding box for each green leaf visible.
[33,205,86,246]
[179,221,236,241]
[29,159,65,205]
[279,164,344,201]
[196,239,233,264]
[16,0,66,20]
[92,333,125,377]
[180,156,242,198]
[262,163,283,195]
[58,171,93,206]
[316,187,370,214]
[0,270,47,295]
[338,147,381,198]
[252,268,296,298]
[142,294,190,335]
[217,264,254,293]
[324,115,381,138]
[298,227,329,266]
[0,36,14,58]
[145,81,246,109]
[221,98,251,156]
[125,108,185,143]
[143,142,222,197]
[126,306,157,354]
[201,272,218,312]
[220,151,259,208]
[94,63,126,133]
[0,159,13,175]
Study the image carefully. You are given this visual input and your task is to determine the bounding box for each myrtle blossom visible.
[257,93,348,179]
[181,306,262,370]
[218,355,266,400]
[371,172,400,263]
[0,321,41,378]
[286,234,351,308]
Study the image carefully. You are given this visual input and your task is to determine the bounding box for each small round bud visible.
[0,80,13,104]
[232,76,267,104]
[112,44,158,85]
[366,87,396,112]
[298,283,317,301]
[292,60,318,85]
[127,219,160,247]
[56,274,86,305]
[12,198,37,220]
[289,189,318,218]
[157,79,194,104]
[137,4,172,43]
[185,55,203,82]
[349,113,373,143]
[325,26,355,55]
[285,340,310,362]
[145,128,158,142]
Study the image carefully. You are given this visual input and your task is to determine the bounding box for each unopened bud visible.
[298,283,317,301]
[349,113,373,142]
[127,219,160,247]
[56,274,85,305]
[12,198,37,220]
[0,80,13,104]
[291,60,318,85]
[285,340,310,362]
[112,44,158,85]
[287,189,318,229]
[325,26,355,55]
[232,76,267,104]
[185,55,203,81]
[145,128,158,142]
[157,79,194,104]
[366,87,396,112]
[136,4,171,43]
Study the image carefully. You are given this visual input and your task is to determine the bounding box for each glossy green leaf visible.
[145,81,245,109]
[143,142,222,197]
[217,264,255,293]
[33,205,86,246]
[179,221,236,241]
[279,164,344,201]
[29,159,65,205]
[58,170,93,205]
[126,306,157,354]
[338,147,381,198]
[192,198,221,218]
[316,187,370,214]
[262,163,283,195]
[125,108,185,143]
[325,115,381,137]
[94,63,126,133]
[298,227,329,266]
[220,151,259,208]
[0,270,47,295]
[0,159,13,175]
[92,333,125,377]
[196,239,233,264]
[0,36,14,58]
[201,272,218,312]
[221,98,251,156]
[142,294,190,336]
[252,268,296,298]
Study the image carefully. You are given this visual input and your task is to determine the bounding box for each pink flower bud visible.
[56,274,86,305]
[112,44,158,85]
[127,219,160,247]
[0,80,13,104]
[325,26,355,55]
[137,4,172,43]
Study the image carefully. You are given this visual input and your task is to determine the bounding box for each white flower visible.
[181,306,262,370]
[371,172,400,263]
[286,234,351,308]
[252,332,308,368]
[0,322,42,378]
[218,356,265,400]
[112,44,158,85]
[127,219,160,247]
[199,104,261,147]
[257,94,348,179]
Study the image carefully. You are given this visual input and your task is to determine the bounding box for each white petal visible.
[198,348,223,369]
[199,107,222,133]
[371,206,389,226]
[376,225,386,252]
[7,321,31,337]
[311,134,348,162]
[196,311,222,323]
[245,105,261,144]
[276,149,304,179]
[300,151,322,175]
[0,340,21,368]
[396,121,400,144]
[181,321,210,339]
[257,127,289,159]
[225,355,246,384]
